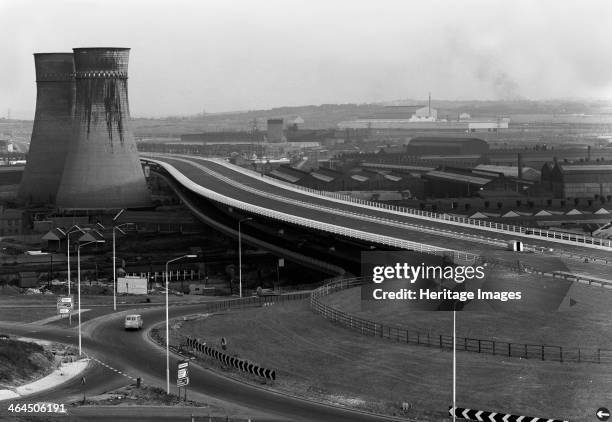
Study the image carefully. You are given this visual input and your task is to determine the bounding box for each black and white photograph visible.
[1,1,612,421]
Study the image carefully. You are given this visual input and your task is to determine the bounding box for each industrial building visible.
[541,161,612,199]
[337,103,509,131]
[406,137,489,155]
[267,118,284,143]
[180,131,264,144]
[267,164,424,195]
[422,167,533,198]
[474,164,540,182]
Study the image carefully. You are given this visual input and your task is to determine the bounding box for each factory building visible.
[285,128,336,143]
[474,164,540,182]
[406,137,489,155]
[267,164,424,195]
[414,106,437,120]
[422,167,533,198]
[267,118,285,143]
[180,132,264,144]
[542,161,612,198]
[337,102,509,131]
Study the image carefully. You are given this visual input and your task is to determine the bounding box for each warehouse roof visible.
[361,162,435,172]
[311,172,335,182]
[424,170,492,185]
[474,164,540,181]
[351,174,369,182]
[409,137,487,144]
[269,169,301,183]
[559,164,612,172]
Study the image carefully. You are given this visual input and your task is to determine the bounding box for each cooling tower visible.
[56,47,151,210]
[18,53,75,205]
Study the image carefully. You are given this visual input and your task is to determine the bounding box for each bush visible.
[0,340,48,382]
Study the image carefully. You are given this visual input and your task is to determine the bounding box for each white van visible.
[124,314,143,330]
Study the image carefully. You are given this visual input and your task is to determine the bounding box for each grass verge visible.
[168,299,606,421]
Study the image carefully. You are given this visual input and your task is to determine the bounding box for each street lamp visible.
[165,254,197,394]
[77,239,105,356]
[452,299,462,422]
[238,217,252,298]
[65,226,86,326]
[111,209,133,311]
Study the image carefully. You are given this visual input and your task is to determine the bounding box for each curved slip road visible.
[0,302,409,422]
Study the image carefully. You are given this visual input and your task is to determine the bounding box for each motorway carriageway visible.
[146,155,612,274]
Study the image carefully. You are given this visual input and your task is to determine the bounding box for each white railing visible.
[169,156,506,252]
[190,156,612,251]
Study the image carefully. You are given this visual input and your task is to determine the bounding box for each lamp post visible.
[237,217,252,298]
[112,225,133,311]
[77,239,105,356]
[111,209,126,312]
[65,226,85,326]
[452,299,461,422]
[165,254,197,394]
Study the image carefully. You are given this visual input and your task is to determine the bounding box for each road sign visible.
[177,360,189,387]
[57,296,73,315]
[597,408,610,421]
[449,407,569,422]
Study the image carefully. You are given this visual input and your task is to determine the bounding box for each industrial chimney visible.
[56,48,151,210]
[18,53,75,205]
[517,152,523,180]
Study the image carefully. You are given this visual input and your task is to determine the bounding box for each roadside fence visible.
[309,278,612,364]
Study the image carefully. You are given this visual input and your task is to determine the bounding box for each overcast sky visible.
[2,0,612,118]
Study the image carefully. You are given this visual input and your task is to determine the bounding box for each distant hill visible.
[3,99,612,141]
[131,99,612,137]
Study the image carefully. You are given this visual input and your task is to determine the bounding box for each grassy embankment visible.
[170,298,609,421]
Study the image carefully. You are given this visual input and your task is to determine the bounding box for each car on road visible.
[124,314,143,330]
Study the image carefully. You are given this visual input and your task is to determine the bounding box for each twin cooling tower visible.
[18,48,151,210]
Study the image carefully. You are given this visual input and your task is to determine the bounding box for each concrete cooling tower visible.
[18,53,75,205]
[55,47,151,210]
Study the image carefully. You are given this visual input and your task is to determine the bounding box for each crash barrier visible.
[310,278,612,364]
[186,337,276,381]
[449,407,568,422]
